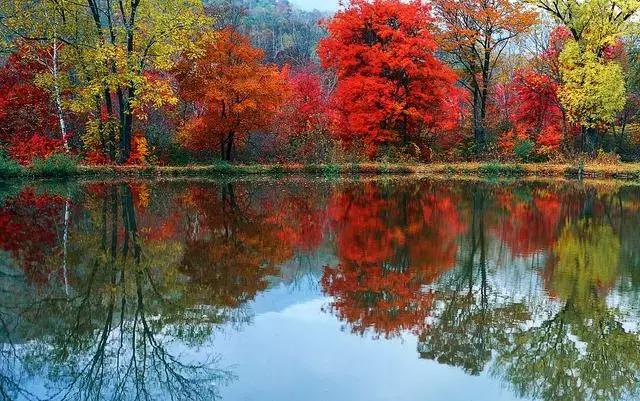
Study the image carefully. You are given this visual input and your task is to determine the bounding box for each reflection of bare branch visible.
[0,183,234,401]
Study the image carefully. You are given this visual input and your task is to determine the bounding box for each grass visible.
[3,160,640,180]
[0,154,23,178]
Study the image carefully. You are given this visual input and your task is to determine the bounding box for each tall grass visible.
[31,153,78,177]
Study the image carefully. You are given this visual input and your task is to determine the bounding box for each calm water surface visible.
[0,177,639,401]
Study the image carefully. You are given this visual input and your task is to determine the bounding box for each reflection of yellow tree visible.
[548,219,620,306]
[495,219,640,401]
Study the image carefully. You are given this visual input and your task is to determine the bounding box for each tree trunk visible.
[583,126,598,154]
[118,90,133,163]
[476,48,491,155]
[225,132,235,161]
[51,35,69,152]
[104,89,117,162]
[473,90,486,153]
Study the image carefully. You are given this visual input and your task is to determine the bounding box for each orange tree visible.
[174,28,285,161]
[434,0,537,152]
[318,0,461,158]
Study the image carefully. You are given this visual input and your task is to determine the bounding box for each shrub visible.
[166,144,192,166]
[31,153,78,177]
[514,139,535,162]
[480,162,524,177]
[8,134,63,165]
[268,165,286,175]
[0,152,23,178]
[322,163,341,177]
[593,149,621,165]
[126,131,150,165]
[85,150,111,165]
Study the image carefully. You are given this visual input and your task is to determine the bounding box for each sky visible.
[292,0,340,12]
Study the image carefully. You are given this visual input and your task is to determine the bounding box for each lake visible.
[0,177,639,401]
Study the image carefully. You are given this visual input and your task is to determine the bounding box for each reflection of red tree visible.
[493,190,563,257]
[323,263,436,338]
[0,189,65,284]
[264,193,326,254]
[322,183,465,338]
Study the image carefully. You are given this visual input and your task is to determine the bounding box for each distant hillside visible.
[205,0,329,66]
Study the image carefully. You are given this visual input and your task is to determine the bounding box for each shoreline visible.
[4,162,640,180]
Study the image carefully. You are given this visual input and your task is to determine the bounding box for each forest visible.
[1,0,640,170]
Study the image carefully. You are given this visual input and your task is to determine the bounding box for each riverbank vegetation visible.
[2,0,640,171]
[4,158,640,180]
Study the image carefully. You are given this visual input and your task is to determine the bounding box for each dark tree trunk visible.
[582,126,598,154]
[225,132,235,161]
[118,26,137,163]
[473,90,486,153]
[103,90,117,162]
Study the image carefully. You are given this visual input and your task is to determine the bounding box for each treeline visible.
[1,0,640,168]
[206,0,327,65]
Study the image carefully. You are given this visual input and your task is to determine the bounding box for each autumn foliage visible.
[278,67,328,138]
[434,0,538,149]
[322,182,466,338]
[1,0,640,165]
[0,189,66,284]
[498,70,565,157]
[318,0,461,157]
[175,28,285,161]
[0,47,61,164]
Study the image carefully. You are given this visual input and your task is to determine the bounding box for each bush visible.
[480,162,524,177]
[0,153,23,178]
[514,139,535,162]
[321,163,341,177]
[593,149,621,165]
[268,165,286,175]
[166,144,193,166]
[31,153,78,177]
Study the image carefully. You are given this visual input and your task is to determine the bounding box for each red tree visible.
[541,26,572,79]
[0,46,60,163]
[278,67,328,138]
[318,0,461,158]
[174,29,286,161]
[510,69,564,152]
[272,66,331,161]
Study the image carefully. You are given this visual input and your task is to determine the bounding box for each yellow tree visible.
[1,0,211,162]
[558,41,626,148]
[533,0,639,50]
[532,0,640,150]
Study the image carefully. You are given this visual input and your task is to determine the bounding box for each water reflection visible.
[0,178,639,401]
